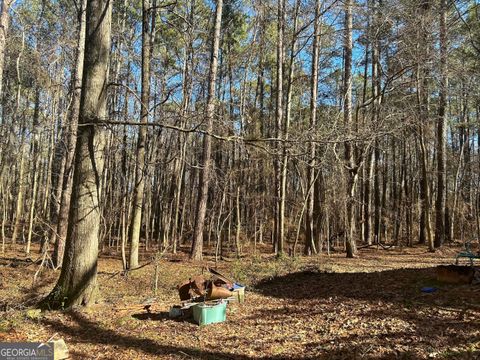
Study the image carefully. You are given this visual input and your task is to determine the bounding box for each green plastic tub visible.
[192,300,227,325]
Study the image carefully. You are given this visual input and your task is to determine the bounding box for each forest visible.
[0,0,479,359]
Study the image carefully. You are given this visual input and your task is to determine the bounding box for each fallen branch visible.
[115,300,164,315]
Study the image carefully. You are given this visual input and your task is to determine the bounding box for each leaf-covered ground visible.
[1,245,479,359]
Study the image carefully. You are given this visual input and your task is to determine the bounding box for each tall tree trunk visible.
[26,89,41,255]
[42,0,112,309]
[11,29,25,246]
[434,0,447,248]
[129,0,154,269]
[344,0,357,258]
[52,0,87,267]
[305,0,321,255]
[274,0,285,256]
[372,0,381,246]
[190,0,223,261]
[172,0,195,253]
[416,0,434,252]
[281,0,300,256]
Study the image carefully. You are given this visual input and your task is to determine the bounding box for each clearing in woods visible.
[0,245,479,359]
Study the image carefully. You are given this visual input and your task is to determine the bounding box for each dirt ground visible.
[0,244,479,359]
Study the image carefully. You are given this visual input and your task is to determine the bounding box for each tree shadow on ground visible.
[40,311,363,359]
[132,311,198,325]
[253,267,479,306]
[38,306,480,360]
[251,267,480,358]
[42,311,251,360]
[132,312,171,321]
[32,267,480,359]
